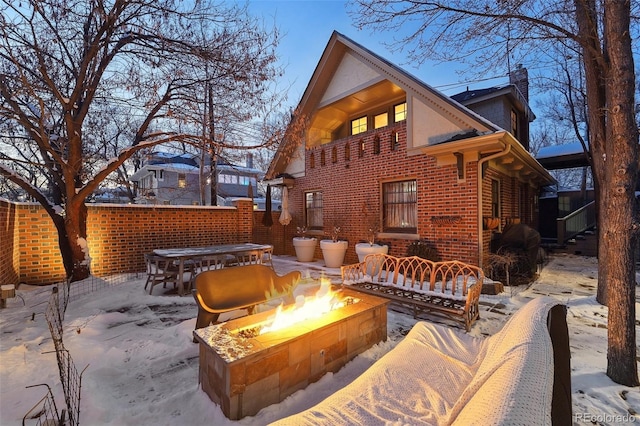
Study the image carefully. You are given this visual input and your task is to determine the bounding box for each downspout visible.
[477,141,511,268]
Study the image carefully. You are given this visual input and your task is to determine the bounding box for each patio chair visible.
[232,250,263,266]
[195,254,227,272]
[261,246,275,270]
[144,253,179,295]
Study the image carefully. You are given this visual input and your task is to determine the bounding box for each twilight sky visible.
[245,0,511,108]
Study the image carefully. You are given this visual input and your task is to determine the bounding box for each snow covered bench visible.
[342,254,483,331]
[271,297,572,425]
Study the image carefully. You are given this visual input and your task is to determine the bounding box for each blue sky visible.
[246,0,510,108]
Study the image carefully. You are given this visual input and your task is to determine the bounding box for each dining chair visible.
[233,250,263,266]
[144,253,179,295]
[194,254,227,274]
[261,247,275,270]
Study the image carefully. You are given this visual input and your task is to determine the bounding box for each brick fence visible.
[0,198,296,286]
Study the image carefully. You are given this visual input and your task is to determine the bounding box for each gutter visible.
[477,141,512,267]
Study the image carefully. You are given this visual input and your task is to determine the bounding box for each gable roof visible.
[267,31,501,178]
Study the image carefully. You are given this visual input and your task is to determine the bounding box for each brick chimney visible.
[509,64,529,102]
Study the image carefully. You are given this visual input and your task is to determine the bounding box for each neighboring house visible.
[129,152,264,206]
[535,142,594,244]
[265,31,555,268]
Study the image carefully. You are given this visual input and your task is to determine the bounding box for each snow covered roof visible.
[536,142,590,169]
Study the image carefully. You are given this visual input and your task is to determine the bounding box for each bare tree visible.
[0,0,283,282]
[532,47,593,192]
[350,0,638,385]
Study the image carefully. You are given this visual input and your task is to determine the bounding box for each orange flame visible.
[260,278,343,334]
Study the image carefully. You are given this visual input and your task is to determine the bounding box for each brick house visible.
[266,31,554,268]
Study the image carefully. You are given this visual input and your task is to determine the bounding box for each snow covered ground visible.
[1,253,639,425]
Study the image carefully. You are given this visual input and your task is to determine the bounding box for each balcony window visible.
[374,112,388,129]
[351,116,367,135]
[394,102,407,122]
[382,179,417,233]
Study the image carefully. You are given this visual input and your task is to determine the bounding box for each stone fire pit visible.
[193,287,389,420]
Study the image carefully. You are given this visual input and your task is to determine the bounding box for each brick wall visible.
[1,198,259,285]
[285,123,485,266]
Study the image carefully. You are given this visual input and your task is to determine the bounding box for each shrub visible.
[406,240,441,261]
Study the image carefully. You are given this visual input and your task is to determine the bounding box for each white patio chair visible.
[144,253,179,295]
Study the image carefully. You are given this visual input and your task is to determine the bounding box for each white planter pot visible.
[320,240,348,268]
[355,243,389,275]
[355,243,389,262]
[292,237,317,262]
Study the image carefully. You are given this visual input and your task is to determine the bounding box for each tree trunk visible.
[54,201,91,282]
[602,0,639,386]
[575,0,638,386]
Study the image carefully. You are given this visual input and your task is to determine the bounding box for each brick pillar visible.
[233,198,254,242]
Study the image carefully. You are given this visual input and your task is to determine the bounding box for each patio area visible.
[1,253,638,425]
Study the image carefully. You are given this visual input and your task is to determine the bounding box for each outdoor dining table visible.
[153,243,273,296]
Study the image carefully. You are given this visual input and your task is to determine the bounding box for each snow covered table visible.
[271,296,572,425]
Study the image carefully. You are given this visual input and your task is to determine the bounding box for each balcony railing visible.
[556,200,596,245]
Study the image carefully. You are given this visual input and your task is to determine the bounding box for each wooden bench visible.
[341,254,484,331]
[192,265,301,337]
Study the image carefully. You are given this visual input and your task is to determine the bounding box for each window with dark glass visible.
[305,191,323,230]
[344,142,350,161]
[358,139,365,157]
[309,152,315,168]
[491,179,500,217]
[320,149,326,166]
[382,180,417,233]
[331,146,337,163]
[373,135,380,154]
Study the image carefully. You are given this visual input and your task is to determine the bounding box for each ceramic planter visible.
[292,237,317,262]
[355,243,389,275]
[320,240,348,268]
[355,243,389,263]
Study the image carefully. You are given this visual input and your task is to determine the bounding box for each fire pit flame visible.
[260,278,350,335]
